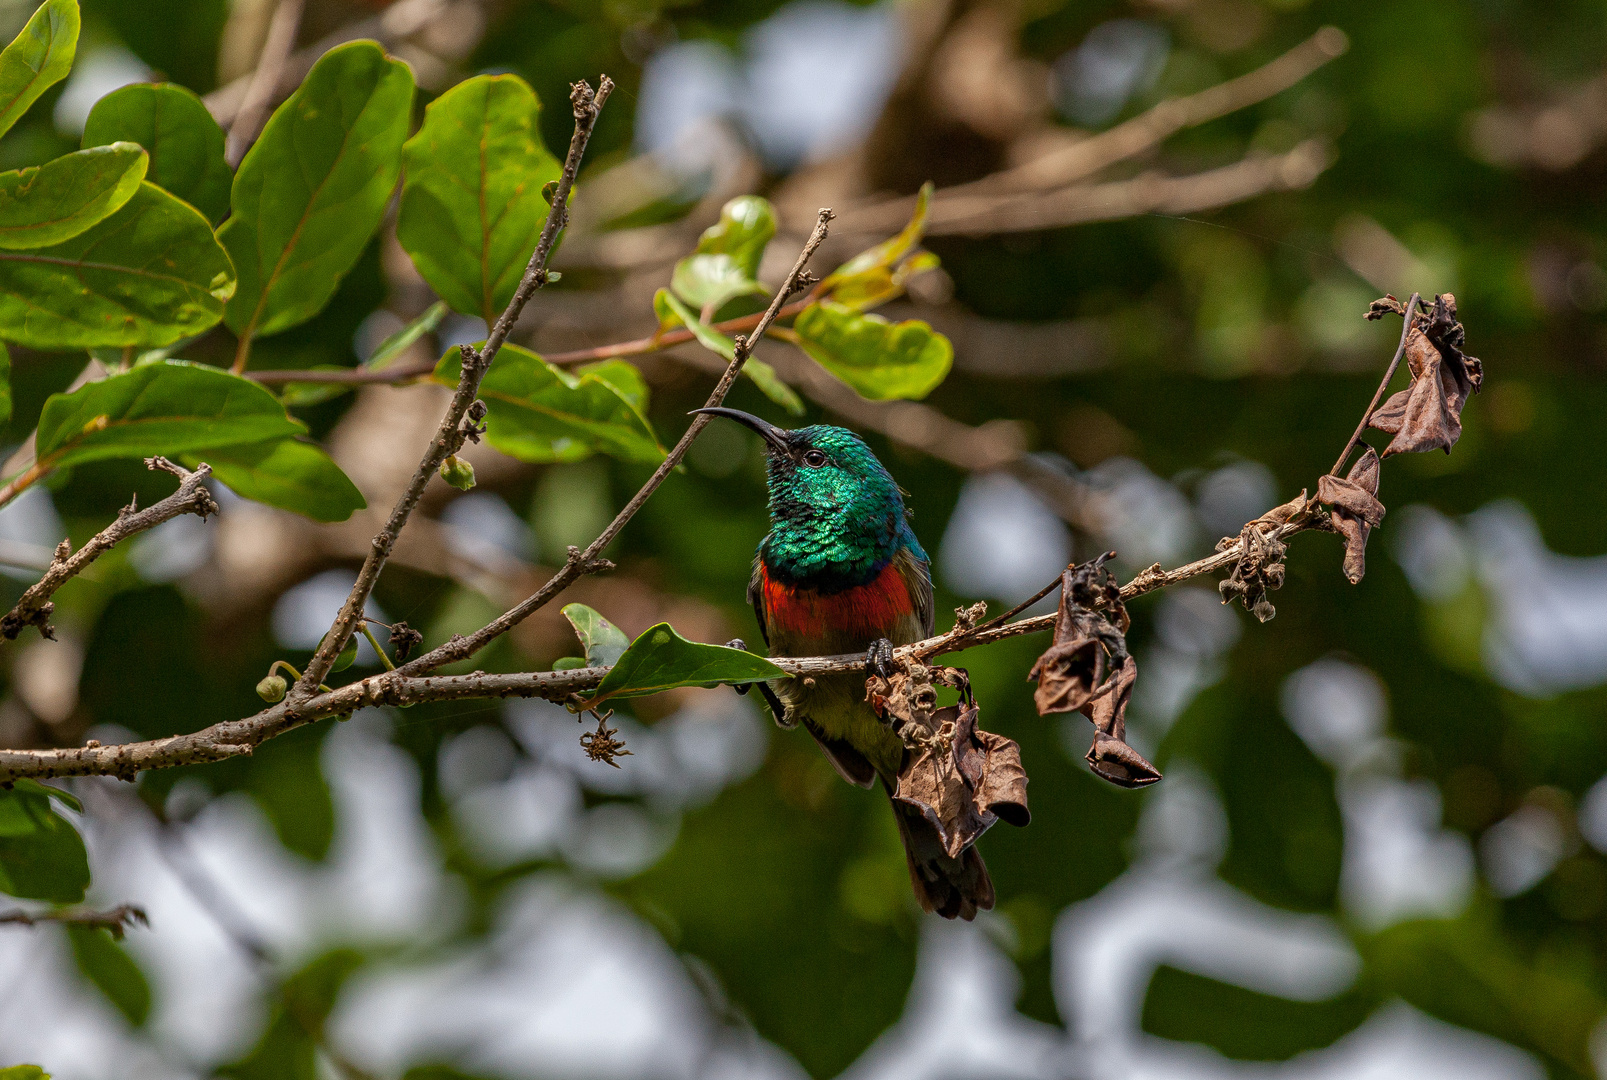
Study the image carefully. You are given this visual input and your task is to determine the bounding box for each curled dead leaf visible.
[1317,447,1385,584]
[1029,555,1129,714]
[1368,293,1483,457]
[892,702,1029,859]
[1080,655,1159,788]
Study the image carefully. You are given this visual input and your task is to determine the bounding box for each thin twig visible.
[398,208,837,677]
[293,76,613,697]
[224,0,306,167]
[1329,292,1420,477]
[0,904,148,938]
[2,459,218,641]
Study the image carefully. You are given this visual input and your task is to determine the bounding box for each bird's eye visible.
[802,449,828,468]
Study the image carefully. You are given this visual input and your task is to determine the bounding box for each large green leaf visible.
[0,0,77,141]
[0,144,147,250]
[33,360,303,472]
[654,288,805,416]
[397,74,561,324]
[585,623,784,707]
[180,438,365,522]
[433,343,663,464]
[670,195,776,312]
[561,602,631,668]
[0,1067,47,1079]
[575,358,647,413]
[0,780,89,902]
[67,924,152,1026]
[792,300,952,401]
[83,83,232,225]
[0,181,234,348]
[221,41,413,344]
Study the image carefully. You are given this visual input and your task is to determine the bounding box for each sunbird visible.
[695,407,993,920]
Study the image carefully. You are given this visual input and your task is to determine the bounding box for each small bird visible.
[694,407,994,920]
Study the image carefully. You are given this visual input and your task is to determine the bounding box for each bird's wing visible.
[747,555,770,649]
[894,545,936,638]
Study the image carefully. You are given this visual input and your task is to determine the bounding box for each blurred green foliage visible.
[0,0,1605,1076]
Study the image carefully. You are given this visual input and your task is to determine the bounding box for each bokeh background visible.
[2,0,1607,1076]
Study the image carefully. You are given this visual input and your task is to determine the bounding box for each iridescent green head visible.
[693,408,925,589]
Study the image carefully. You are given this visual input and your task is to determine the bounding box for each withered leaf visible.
[1029,555,1129,715]
[1368,293,1483,457]
[1079,655,1160,788]
[1218,521,1287,623]
[1317,448,1384,584]
[892,701,1029,859]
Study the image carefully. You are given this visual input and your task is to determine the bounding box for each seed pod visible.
[440,455,476,491]
[256,674,287,703]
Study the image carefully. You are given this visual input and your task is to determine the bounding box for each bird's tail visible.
[884,780,995,921]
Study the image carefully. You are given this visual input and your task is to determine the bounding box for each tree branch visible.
[293,76,613,696]
[0,903,148,938]
[1,459,219,642]
[0,512,1303,784]
[397,207,838,677]
[224,0,306,167]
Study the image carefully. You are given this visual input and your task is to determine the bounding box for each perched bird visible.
[694,407,994,920]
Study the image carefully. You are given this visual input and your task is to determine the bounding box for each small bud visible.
[541,180,559,205]
[256,674,288,702]
[440,455,476,491]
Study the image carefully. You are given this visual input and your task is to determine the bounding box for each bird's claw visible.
[866,638,897,681]
[726,639,752,695]
[726,638,793,728]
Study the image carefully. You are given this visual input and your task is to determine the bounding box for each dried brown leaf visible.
[894,701,1029,859]
[1369,293,1483,457]
[1078,655,1160,788]
[1317,448,1385,584]
[1029,555,1130,714]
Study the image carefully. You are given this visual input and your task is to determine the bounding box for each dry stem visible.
[294,76,613,695]
[1,459,218,641]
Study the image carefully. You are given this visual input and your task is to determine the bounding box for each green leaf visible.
[0,780,89,902]
[67,924,152,1026]
[0,144,147,250]
[0,0,78,141]
[221,41,413,343]
[365,299,449,373]
[33,360,303,472]
[83,83,232,226]
[180,438,365,522]
[0,1067,48,1080]
[654,288,805,416]
[824,180,932,286]
[670,195,776,312]
[397,74,562,324]
[585,623,784,707]
[792,300,953,401]
[575,359,647,414]
[1141,964,1376,1060]
[334,635,358,672]
[828,249,939,312]
[0,181,235,349]
[561,602,631,668]
[433,343,664,464]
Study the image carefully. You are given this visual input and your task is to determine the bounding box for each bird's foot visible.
[726,639,794,728]
[865,638,897,681]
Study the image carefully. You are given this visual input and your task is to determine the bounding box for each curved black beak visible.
[690,407,792,456]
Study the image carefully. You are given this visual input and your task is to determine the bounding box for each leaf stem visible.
[358,623,395,671]
[1329,291,1420,477]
